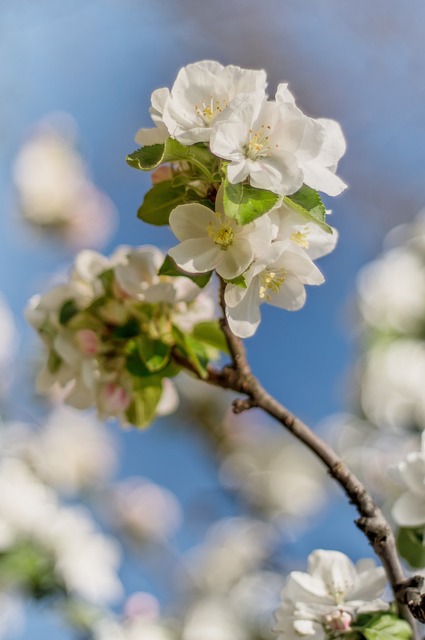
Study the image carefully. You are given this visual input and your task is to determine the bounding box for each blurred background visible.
[2,1,425,637]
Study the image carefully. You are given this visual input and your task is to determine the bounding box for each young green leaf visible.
[172,326,209,379]
[192,321,229,354]
[362,613,412,640]
[223,178,279,224]
[397,527,425,568]
[284,185,332,233]
[224,273,247,288]
[136,334,171,373]
[137,180,187,225]
[126,144,166,171]
[158,255,213,288]
[126,385,163,428]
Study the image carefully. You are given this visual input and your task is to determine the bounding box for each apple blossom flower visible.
[210,84,346,196]
[225,241,324,338]
[391,433,425,528]
[168,201,275,280]
[271,203,338,260]
[274,549,388,640]
[140,60,267,146]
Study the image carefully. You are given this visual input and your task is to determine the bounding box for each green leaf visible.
[112,318,141,339]
[59,300,79,325]
[225,273,247,288]
[223,178,279,224]
[136,334,171,373]
[127,139,217,178]
[126,144,166,171]
[172,326,209,379]
[126,385,163,428]
[137,180,187,225]
[126,351,179,383]
[158,255,213,288]
[397,527,425,568]
[362,613,412,640]
[284,184,332,233]
[192,321,229,354]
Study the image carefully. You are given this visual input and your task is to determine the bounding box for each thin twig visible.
[174,279,423,635]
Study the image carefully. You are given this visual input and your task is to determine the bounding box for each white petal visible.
[392,492,425,527]
[348,565,386,602]
[169,238,220,273]
[169,203,214,241]
[308,549,357,598]
[303,163,348,196]
[225,283,261,338]
[216,239,253,279]
[268,275,306,311]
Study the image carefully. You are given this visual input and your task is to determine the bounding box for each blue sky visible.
[2,1,425,636]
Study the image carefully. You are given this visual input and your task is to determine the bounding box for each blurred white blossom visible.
[109,477,182,543]
[13,114,116,249]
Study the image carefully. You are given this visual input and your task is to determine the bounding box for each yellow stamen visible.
[207,222,234,249]
[291,228,310,249]
[258,269,286,300]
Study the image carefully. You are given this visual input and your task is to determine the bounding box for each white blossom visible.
[210,84,346,196]
[392,433,425,528]
[274,550,388,639]
[271,204,338,260]
[168,201,275,280]
[360,339,425,431]
[225,240,324,338]
[142,60,267,145]
[357,247,425,334]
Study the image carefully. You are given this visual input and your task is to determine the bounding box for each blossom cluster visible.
[128,60,346,338]
[26,245,216,426]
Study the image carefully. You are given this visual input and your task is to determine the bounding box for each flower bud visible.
[151,165,173,184]
[324,609,352,632]
[74,329,99,356]
[98,383,131,416]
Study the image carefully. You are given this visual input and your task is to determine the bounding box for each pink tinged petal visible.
[225,283,262,338]
[392,492,425,527]
[267,275,306,311]
[216,238,254,279]
[169,203,214,241]
[168,238,220,273]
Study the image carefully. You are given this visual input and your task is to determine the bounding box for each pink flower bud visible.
[151,165,173,184]
[98,382,131,416]
[74,329,99,356]
[324,609,352,632]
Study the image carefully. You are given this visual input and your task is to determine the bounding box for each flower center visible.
[244,124,273,160]
[194,96,228,124]
[291,229,310,249]
[208,222,234,249]
[258,269,286,300]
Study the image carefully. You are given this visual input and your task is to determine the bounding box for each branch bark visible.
[174,279,424,636]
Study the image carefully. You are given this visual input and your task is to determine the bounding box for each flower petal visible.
[169,203,214,241]
[169,238,220,273]
[392,492,425,527]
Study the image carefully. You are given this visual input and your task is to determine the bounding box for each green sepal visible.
[136,334,171,373]
[361,613,412,640]
[397,526,425,568]
[137,180,187,225]
[223,178,279,224]
[172,325,209,379]
[192,321,229,354]
[127,139,217,177]
[126,350,179,383]
[284,184,332,233]
[224,273,247,288]
[126,385,163,428]
[59,300,79,325]
[159,255,213,288]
